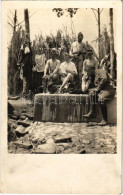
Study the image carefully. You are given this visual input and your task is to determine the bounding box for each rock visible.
[33,121,38,126]
[34,143,56,154]
[54,135,72,143]
[9,115,19,120]
[8,120,16,131]
[56,143,70,147]
[46,138,55,144]
[8,96,20,100]
[17,120,31,127]
[22,110,26,113]
[82,140,90,145]
[25,114,33,120]
[13,141,33,149]
[80,150,86,154]
[30,134,46,144]
[8,130,17,142]
[8,102,14,115]
[15,125,29,136]
[19,115,26,120]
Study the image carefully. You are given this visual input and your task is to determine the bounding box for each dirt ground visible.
[8,98,117,154]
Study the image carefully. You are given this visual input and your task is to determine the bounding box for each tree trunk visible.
[13,10,17,32]
[98,8,101,62]
[24,9,30,41]
[109,8,115,79]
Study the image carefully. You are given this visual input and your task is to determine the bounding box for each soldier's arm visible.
[96,70,108,91]
[44,60,49,76]
[94,59,99,70]
[82,60,87,74]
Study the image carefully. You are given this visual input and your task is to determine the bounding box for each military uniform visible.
[94,69,115,102]
[83,69,115,125]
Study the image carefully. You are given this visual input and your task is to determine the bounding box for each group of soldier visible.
[18,32,116,126]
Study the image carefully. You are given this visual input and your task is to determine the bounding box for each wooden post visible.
[13,10,17,32]
[98,8,101,62]
[109,8,115,79]
[24,9,30,41]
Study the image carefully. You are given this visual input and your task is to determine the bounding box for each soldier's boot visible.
[98,103,107,126]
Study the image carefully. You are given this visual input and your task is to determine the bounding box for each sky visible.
[8,8,117,53]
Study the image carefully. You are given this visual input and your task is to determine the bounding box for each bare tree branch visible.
[8,16,14,25]
[91,9,98,22]
[29,11,37,18]
[100,8,104,14]
[15,11,37,28]
[16,20,25,27]
[91,8,98,12]
[8,22,14,28]
[9,10,15,16]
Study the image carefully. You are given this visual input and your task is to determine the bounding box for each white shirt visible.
[59,61,77,75]
[35,54,46,72]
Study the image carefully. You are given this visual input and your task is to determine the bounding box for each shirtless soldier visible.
[42,48,60,93]
[82,49,98,93]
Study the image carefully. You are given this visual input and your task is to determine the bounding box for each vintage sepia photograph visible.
[1,1,122,194]
[7,7,117,154]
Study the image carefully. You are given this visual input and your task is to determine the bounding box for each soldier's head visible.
[87,49,93,59]
[51,48,57,59]
[78,32,83,42]
[64,52,71,62]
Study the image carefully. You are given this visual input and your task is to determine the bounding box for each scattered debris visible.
[33,143,56,154]
[80,150,87,154]
[54,135,72,143]
[9,115,19,120]
[25,113,33,120]
[13,141,33,149]
[15,125,30,137]
[8,96,20,100]
[22,110,26,113]
[20,115,27,120]
[8,102,14,115]
[17,120,31,127]
[8,130,17,142]
[46,138,55,144]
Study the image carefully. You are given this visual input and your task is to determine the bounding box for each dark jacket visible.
[94,69,113,91]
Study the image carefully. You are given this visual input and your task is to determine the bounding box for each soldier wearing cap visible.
[70,32,87,84]
[82,49,98,93]
[42,48,61,93]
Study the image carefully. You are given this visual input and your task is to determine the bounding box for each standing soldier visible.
[22,41,33,97]
[17,41,33,98]
[32,48,46,93]
[70,32,87,85]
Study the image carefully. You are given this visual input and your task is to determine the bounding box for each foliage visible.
[53,8,79,18]
[100,26,110,59]
[8,30,24,95]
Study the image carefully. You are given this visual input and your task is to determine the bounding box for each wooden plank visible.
[34,94,116,124]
